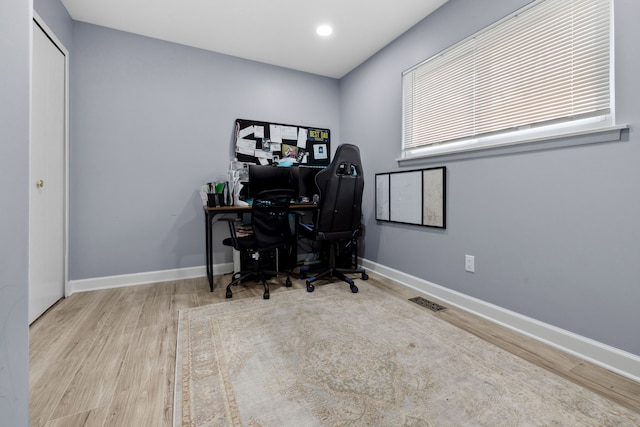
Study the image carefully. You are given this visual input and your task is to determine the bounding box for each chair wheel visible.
[226,289,233,298]
[285,277,292,287]
[306,281,314,293]
[350,284,359,293]
[362,273,369,280]
[263,291,270,299]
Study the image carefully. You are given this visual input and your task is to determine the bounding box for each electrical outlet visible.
[465,255,475,273]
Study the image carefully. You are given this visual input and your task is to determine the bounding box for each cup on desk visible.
[207,193,225,207]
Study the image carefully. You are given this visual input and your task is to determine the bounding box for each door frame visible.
[31,12,70,299]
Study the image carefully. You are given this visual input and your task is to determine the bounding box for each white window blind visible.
[402,0,611,157]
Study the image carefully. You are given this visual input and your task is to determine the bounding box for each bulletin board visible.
[234,118,331,166]
[375,166,446,228]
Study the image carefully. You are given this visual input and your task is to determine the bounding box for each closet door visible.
[29,19,66,323]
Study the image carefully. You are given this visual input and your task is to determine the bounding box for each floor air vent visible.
[409,296,447,312]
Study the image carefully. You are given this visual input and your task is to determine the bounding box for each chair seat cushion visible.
[229,235,287,252]
[223,235,257,250]
[236,236,258,250]
[316,229,360,241]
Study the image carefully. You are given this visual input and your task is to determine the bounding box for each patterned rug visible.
[174,283,640,426]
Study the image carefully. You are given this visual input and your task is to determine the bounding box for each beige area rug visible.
[174,283,640,426]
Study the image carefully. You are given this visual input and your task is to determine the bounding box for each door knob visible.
[36,180,44,188]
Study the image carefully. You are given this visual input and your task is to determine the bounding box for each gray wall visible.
[6,1,638,420]
[69,22,340,280]
[0,0,31,424]
[341,0,640,356]
[34,0,73,48]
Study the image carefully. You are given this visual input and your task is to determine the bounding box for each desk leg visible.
[205,211,214,291]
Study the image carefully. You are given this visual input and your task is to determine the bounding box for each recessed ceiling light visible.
[316,25,333,37]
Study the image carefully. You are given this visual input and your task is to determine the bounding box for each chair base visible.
[301,239,368,293]
[225,270,292,300]
[304,266,367,293]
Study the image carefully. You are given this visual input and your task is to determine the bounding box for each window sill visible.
[398,124,630,165]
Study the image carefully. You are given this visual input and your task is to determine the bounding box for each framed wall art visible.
[375,166,446,228]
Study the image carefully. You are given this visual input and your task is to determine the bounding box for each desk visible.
[204,203,317,291]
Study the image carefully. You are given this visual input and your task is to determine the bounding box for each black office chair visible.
[300,144,368,293]
[222,189,295,299]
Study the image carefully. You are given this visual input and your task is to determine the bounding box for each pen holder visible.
[207,193,226,207]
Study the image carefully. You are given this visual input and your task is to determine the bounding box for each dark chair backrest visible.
[251,189,295,250]
[314,144,364,240]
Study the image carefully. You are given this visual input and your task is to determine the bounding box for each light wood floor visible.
[30,272,640,426]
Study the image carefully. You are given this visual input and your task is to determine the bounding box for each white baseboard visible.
[68,263,233,295]
[69,259,640,383]
[360,258,640,384]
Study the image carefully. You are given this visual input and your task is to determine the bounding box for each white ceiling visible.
[61,0,448,79]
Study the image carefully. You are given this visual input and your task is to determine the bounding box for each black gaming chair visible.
[301,144,368,293]
[222,189,295,299]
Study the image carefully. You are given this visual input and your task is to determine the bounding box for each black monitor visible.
[248,165,297,199]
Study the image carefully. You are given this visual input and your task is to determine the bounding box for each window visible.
[402,0,612,159]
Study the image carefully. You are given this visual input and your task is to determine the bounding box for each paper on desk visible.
[228,170,243,206]
[234,181,247,205]
[200,184,209,205]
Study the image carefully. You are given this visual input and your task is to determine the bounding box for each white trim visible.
[360,258,640,383]
[398,124,629,165]
[68,264,232,295]
[69,258,640,383]
[31,12,71,301]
